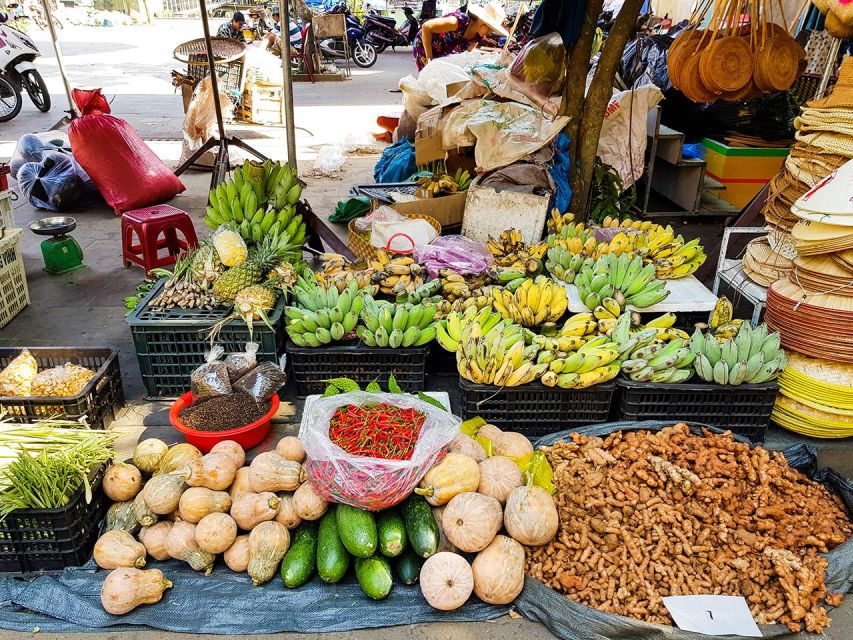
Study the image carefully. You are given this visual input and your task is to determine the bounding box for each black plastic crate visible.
[614,377,779,443]
[457,379,616,439]
[0,347,124,430]
[0,464,107,578]
[429,343,458,377]
[127,280,285,398]
[287,341,429,398]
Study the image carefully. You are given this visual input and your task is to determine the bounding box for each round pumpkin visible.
[492,432,533,458]
[472,535,525,604]
[420,552,473,611]
[504,485,558,546]
[477,456,524,504]
[442,492,502,553]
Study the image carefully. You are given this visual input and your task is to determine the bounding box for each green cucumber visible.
[280,521,318,588]
[395,551,423,585]
[402,494,439,558]
[335,504,377,558]
[317,509,350,583]
[376,509,408,558]
[355,554,393,600]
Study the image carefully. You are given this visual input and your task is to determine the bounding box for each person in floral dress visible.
[412,2,508,70]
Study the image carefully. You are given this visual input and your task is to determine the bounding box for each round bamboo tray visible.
[699,36,753,94]
[347,214,441,261]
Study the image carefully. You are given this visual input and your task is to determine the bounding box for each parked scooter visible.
[363,6,419,52]
[0,18,50,112]
[319,2,377,68]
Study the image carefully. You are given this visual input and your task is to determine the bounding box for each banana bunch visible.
[491,276,568,327]
[539,336,621,389]
[607,312,693,383]
[205,179,263,232]
[635,312,692,342]
[546,209,576,235]
[545,246,595,284]
[285,277,366,346]
[576,254,669,311]
[486,229,547,272]
[546,221,598,252]
[314,253,378,294]
[416,174,459,195]
[449,293,495,315]
[396,278,443,305]
[368,251,427,296]
[451,167,472,191]
[457,318,547,386]
[356,297,437,348]
[438,269,488,302]
[691,323,787,385]
[264,160,303,209]
[599,216,658,232]
[633,226,706,279]
[435,305,504,353]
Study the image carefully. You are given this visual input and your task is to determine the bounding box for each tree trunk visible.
[291,0,313,23]
[561,0,604,199]
[570,0,644,221]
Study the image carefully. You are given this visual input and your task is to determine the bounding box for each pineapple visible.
[208,284,278,343]
[212,224,248,267]
[190,243,223,290]
[267,261,298,288]
[212,236,282,302]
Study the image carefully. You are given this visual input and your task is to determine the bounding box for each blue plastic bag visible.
[373,140,417,184]
[548,133,572,213]
[17,152,100,211]
[9,133,71,179]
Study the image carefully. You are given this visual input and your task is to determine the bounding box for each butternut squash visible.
[210,440,246,468]
[229,467,254,499]
[415,453,480,506]
[224,535,251,573]
[138,521,173,561]
[103,463,143,502]
[492,431,533,459]
[447,434,487,462]
[94,530,147,569]
[178,487,232,523]
[105,501,139,534]
[182,452,239,491]
[419,552,473,611]
[133,490,158,527]
[249,452,303,492]
[504,485,558,546]
[101,567,172,615]
[247,521,290,585]
[292,480,328,521]
[133,438,169,475]
[195,512,238,554]
[156,443,202,475]
[274,493,302,529]
[442,492,502,553]
[477,456,524,504]
[165,521,215,574]
[142,472,187,515]
[275,436,305,463]
[471,535,525,604]
[231,491,281,530]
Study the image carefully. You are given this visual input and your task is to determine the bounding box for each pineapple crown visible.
[248,235,286,272]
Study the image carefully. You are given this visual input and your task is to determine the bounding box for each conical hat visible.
[792,158,853,216]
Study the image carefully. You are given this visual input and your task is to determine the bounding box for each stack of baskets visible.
[668,0,805,104]
[0,184,29,330]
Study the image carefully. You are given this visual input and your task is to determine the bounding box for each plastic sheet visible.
[413,235,494,278]
[233,361,287,403]
[301,392,460,510]
[190,346,231,401]
[68,88,186,214]
[16,152,100,211]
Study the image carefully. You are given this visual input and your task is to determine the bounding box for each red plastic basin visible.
[169,391,279,453]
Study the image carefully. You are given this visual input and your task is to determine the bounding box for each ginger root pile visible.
[526,424,852,633]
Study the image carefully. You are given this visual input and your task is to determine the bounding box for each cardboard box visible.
[388,192,467,229]
[415,104,454,165]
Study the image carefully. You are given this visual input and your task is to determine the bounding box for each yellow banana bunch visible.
[709,296,733,331]
[631,225,706,279]
[539,336,621,389]
[600,216,656,231]
[313,253,377,294]
[416,174,459,195]
[491,276,568,327]
[546,208,576,235]
[456,318,547,386]
[368,252,427,296]
[486,229,548,271]
[438,269,488,302]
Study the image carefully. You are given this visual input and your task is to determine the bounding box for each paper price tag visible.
[662,595,762,637]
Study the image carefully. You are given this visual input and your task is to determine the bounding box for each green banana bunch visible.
[285,275,368,346]
[457,317,546,386]
[452,167,472,190]
[575,254,670,311]
[268,162,302,210]
[545,246,594,284]
[690,322,787,385]
[435,305,504,353]
[356,296,437,348]
[538,335,622,389]
[395,279,443,305]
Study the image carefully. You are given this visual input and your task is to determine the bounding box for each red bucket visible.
[169,392,279,453]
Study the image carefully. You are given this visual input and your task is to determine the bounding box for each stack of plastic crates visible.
[0,183,29,329]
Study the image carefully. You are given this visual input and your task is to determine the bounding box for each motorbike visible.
[319,2,377,68]
[0,18,50,112]
[363,7,419,52]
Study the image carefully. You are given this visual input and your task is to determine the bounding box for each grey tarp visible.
[0,420,849,638]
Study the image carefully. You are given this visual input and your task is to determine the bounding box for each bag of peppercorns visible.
[233,360,286,403]
[190,346,232,401]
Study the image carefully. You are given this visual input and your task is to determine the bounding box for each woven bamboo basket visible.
[347,214,441,261]
[699,35,753,94]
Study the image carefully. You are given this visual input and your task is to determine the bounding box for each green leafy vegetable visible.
[365,379,382,393]
[387,374,403,395]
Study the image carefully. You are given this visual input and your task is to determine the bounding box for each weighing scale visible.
[28,216,85,274]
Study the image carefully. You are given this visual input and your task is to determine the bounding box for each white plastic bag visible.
[313,145,346,174]
[370,218,438,253]
[301,391,460,510]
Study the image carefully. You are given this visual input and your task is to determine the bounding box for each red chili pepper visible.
[328,403,426,461]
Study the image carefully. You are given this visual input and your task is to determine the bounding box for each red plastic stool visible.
[122,205,198,272]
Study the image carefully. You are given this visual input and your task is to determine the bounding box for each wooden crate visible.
[242,82,284,125]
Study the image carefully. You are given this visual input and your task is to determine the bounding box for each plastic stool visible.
[122,204,198,272]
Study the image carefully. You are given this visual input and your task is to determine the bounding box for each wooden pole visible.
[280,0,298,170]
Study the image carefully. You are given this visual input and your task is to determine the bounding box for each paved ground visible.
[0,19,852,640]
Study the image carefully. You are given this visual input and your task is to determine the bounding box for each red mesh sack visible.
[68,89,185,214]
